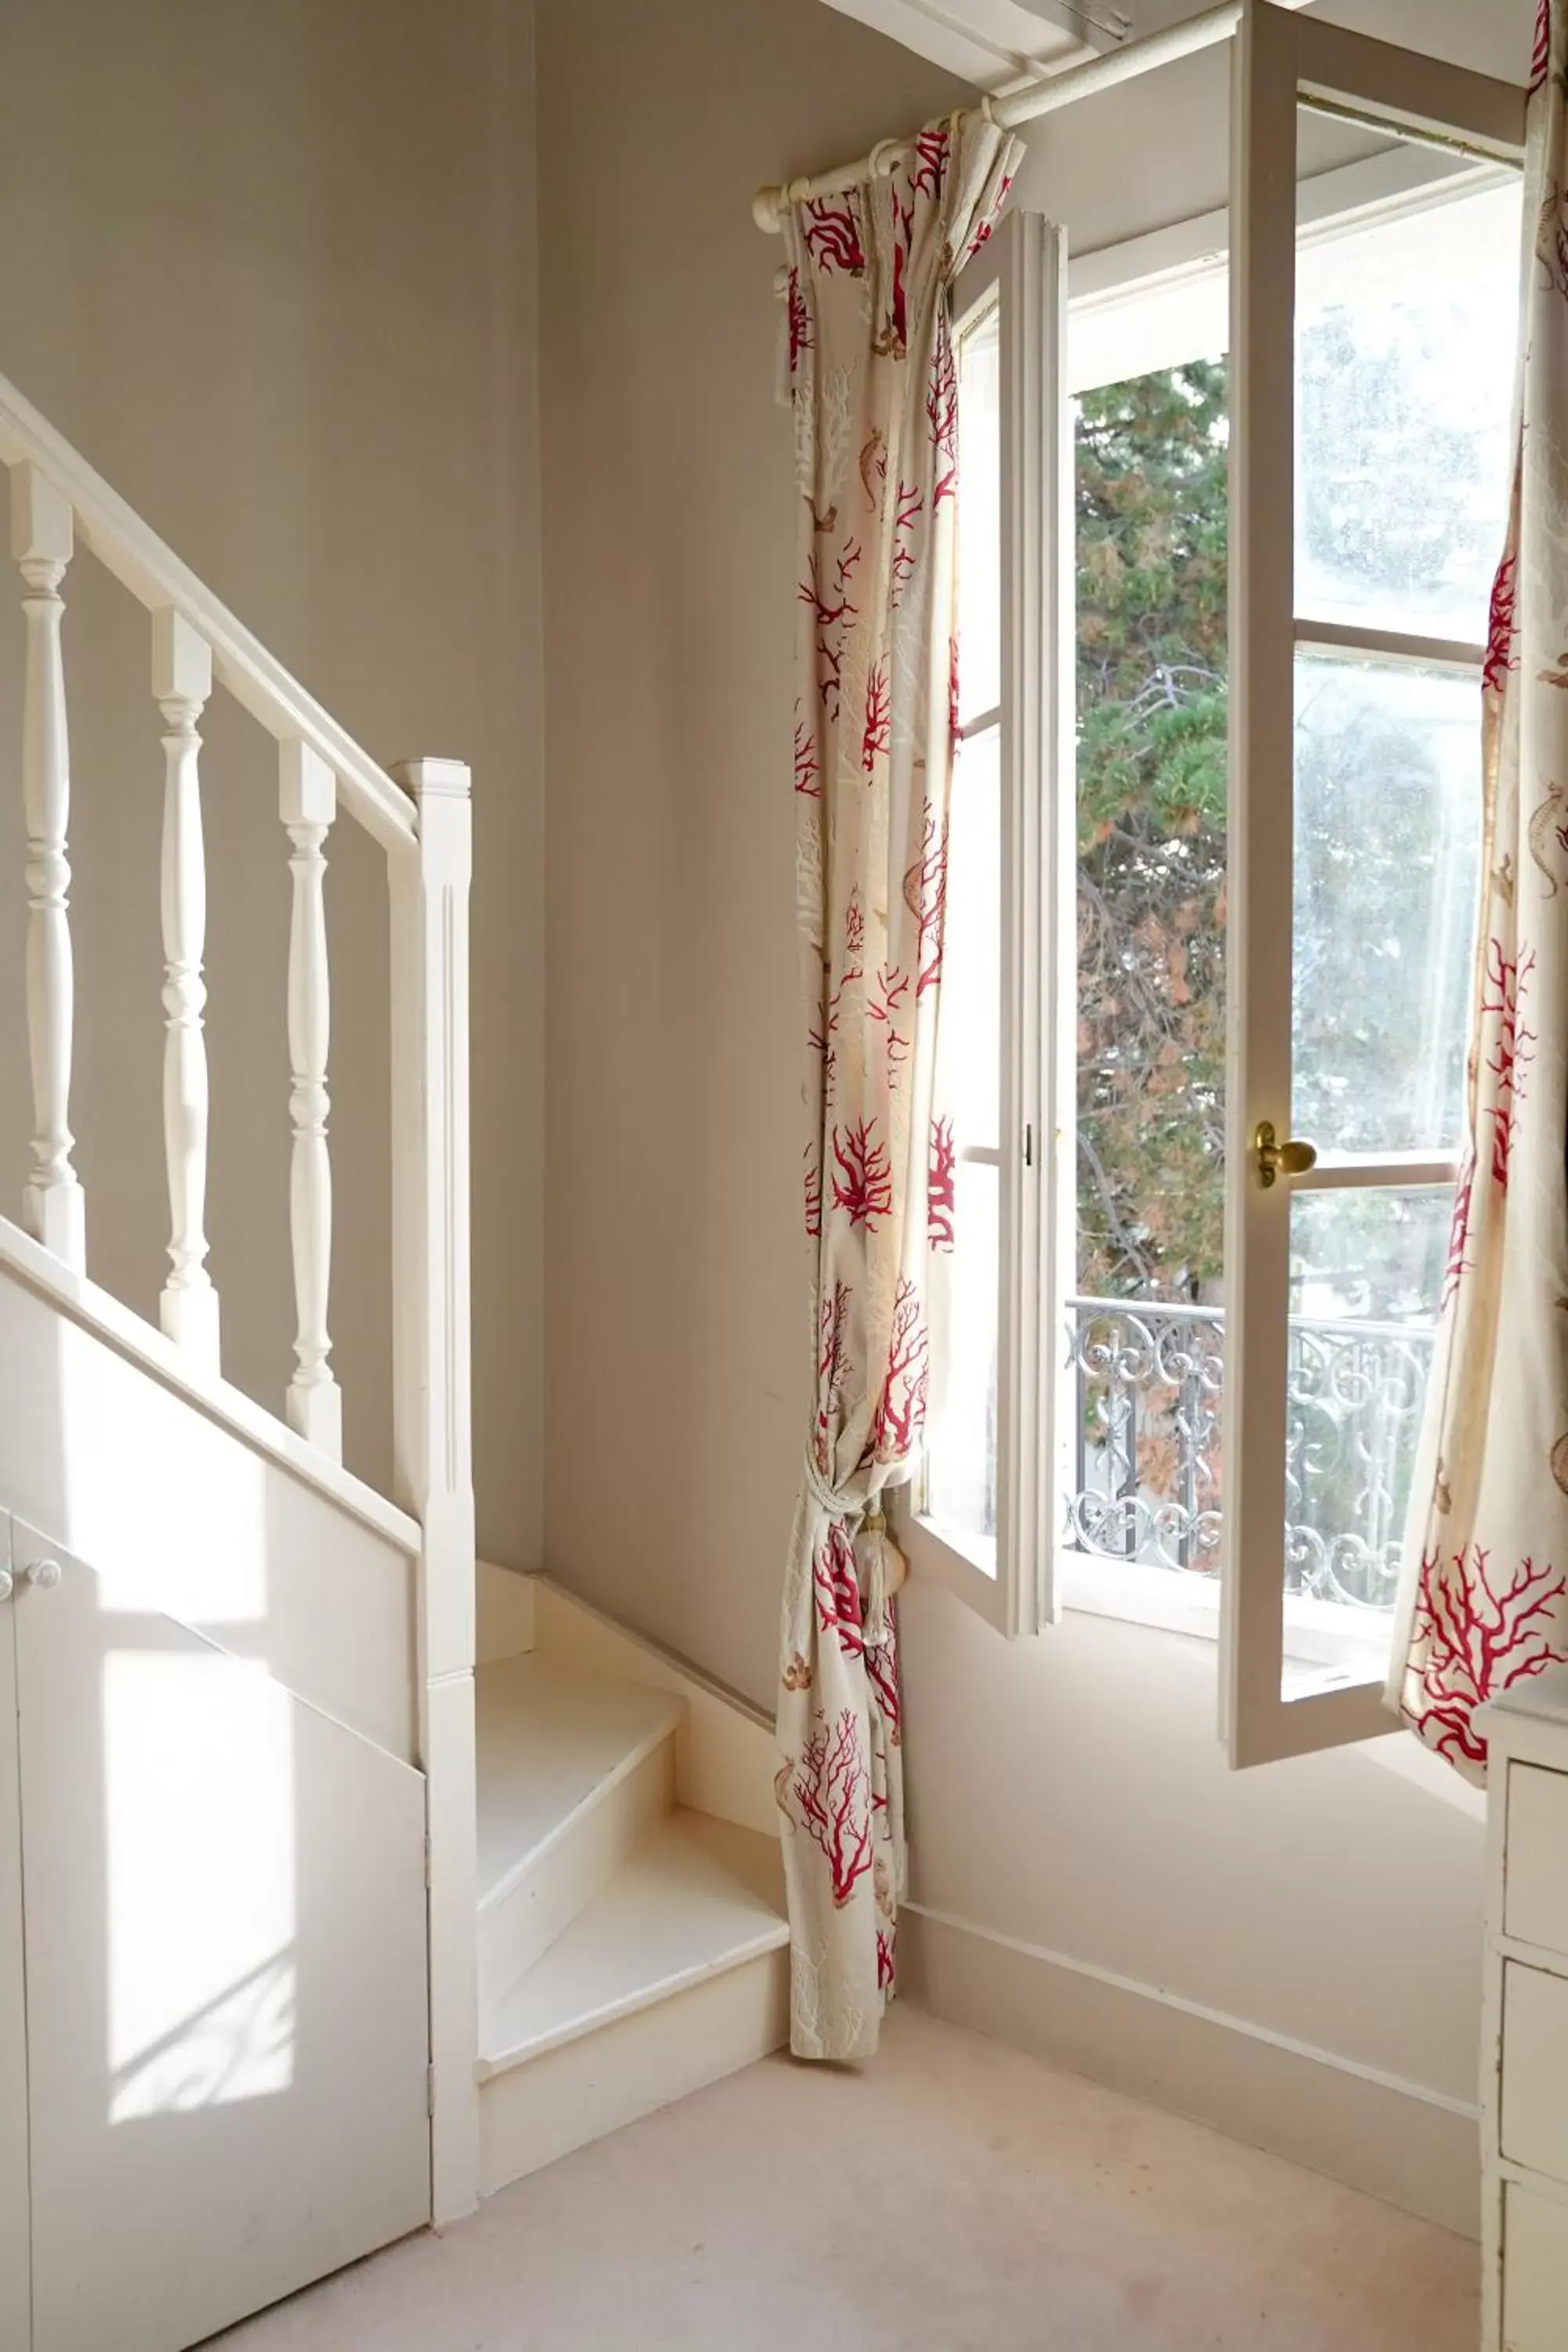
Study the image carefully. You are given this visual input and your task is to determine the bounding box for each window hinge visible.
[1023,1122,1034,1168]
[427,2063,437,2118]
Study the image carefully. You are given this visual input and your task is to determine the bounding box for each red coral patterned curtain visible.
[775,112,1019,2060]
[1388,1,1568,1775]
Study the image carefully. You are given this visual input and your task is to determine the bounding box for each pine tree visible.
[1075,347,1477,1322]
[1076,360,1229,1301]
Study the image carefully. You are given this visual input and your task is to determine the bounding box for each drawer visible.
[1507,1765,1568,1953]
[1504,2180,1568,2352]
[1502,1962,1568,2185]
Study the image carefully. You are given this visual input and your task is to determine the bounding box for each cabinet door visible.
[1504,2180,1568,2352]
[13,1520,431,2352]
[0,1517,31,2352]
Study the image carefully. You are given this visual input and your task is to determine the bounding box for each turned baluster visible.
[280,740,341,1458]
[153,608,220,1370]
[11,464,84,1269]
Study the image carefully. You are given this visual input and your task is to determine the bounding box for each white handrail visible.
[0,368,418,855]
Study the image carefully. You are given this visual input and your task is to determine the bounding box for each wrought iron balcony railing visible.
[1065,1295,1436,1610]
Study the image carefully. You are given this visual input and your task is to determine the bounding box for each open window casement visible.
[1222,4,1527,1766]
[900,206,1071,1642]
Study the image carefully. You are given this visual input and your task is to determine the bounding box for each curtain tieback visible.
[803,1452,861,1527]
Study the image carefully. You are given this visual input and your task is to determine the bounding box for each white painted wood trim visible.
[388,757,477,2227]
[280,741,342,1462]
[0,1209,417,1554]
[999,207,1065,1642]
[901,1904,1481,2237]
[0,372,417,854]
[528,1578,778,1838]
[1293,10,1526,165]
[475,1675,684,1926]
[477,1905,789,2075]
[1222,0,1301,1770]
[477,1737,677,2016]
[0,1517,29,2352]
[1475,1692,1568,2343]
[905,208,1063,1641]
[11,463,85,1272]
[477,1947,788,2198]
[154,608,220,1371]
[1294,618,1486,672]
[1290,1152,1461,1194]
[1220,0,1523,1772]
[475,1559,537,1665]
[818,0,1122,96]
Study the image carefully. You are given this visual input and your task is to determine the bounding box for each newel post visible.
[388,757,477,2225]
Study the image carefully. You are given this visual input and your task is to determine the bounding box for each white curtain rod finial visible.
[753,185,784,234]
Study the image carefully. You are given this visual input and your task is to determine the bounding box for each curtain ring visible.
[868,136,904,182]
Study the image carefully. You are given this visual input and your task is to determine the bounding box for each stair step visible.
[477,1809,788,2078]
[474,1654,685,1910]
[477,1936,789,2195]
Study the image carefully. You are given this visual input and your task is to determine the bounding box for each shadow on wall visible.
[0,1262,430,2349]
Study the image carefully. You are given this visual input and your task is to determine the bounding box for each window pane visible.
[1294,167,1520,642]
[1076,360,1229,1307]
[1282,1185,1450,1636]
[940,725,1000,1151]
[1293,654,1482,1156]
[924,1159,998,1567]
[957,299,1001,722]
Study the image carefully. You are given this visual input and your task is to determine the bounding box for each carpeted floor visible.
[212,2004,1478,2350]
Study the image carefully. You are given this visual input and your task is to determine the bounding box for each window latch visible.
[1254,1120,1317,1190]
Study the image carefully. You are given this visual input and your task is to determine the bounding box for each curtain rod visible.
[752,0,1244,233]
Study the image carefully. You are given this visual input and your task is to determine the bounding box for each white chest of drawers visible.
[1480,1664,1568,2351]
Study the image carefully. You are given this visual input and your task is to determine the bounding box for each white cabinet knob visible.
[24,1558,61,1592]
[0,1568,12,1603]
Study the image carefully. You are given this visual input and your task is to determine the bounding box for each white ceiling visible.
[827,0,1542,97]
[818,0,1131,93]
[818,0,1342,91]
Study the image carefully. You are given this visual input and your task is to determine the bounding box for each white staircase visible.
[471,1568,789,2193]
[0,355,788,2350]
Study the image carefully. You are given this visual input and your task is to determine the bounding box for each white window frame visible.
[1058,140,1520,1664]
[899,206,1072,1643]
[900,3,1528,1736]
[1222,2,1526,1766]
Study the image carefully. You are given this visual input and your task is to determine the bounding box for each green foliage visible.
[1073,349,1479,1323]
[1075,360,1229,1301]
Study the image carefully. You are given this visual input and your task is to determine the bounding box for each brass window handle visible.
[1254,1120,1317,1189]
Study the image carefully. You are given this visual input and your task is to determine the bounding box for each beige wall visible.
[0,0,544,1569]
[537,0,967,1697]
[539,0,1536,2194]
